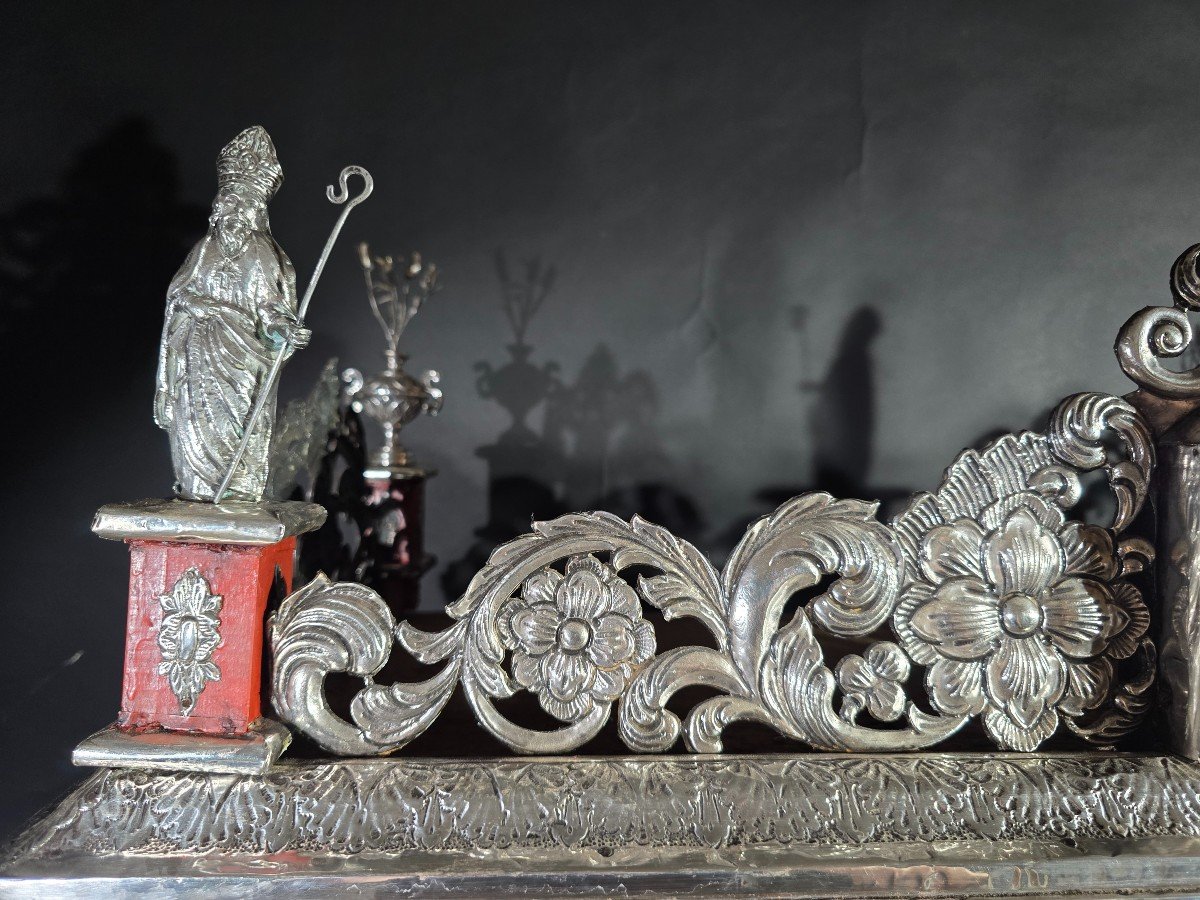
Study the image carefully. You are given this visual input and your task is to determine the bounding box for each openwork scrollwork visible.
[270,391,1154,755]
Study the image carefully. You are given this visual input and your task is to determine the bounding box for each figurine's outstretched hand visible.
[288,324,313,350]
[274,319,312,351]
[263,310,312,352]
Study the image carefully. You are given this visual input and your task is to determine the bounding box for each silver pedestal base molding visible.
[5,753,1200,897]
[91,498,326,545]
[71,719,291,775]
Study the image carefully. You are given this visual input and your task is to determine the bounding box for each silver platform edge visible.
[91,498,326,545]
[5,752,1200,897]
[71,719,291,776]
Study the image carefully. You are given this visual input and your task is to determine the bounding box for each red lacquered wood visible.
[118,537,295,734]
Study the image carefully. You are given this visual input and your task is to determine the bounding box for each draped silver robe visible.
[154,226,298,501]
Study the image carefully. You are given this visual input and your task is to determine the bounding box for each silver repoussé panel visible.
[271,391,1156,756]
[5,754,1200,897]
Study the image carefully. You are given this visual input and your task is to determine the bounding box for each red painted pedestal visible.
[75,498,325,773]
[119,537,295,734]
[360,471,436,613]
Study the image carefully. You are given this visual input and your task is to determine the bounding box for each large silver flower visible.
[894,492,1147,751]
[499,555,656,722]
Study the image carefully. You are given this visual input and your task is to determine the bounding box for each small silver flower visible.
[835,642,910,722]
[157,567,223,715]
[499,555,655,723]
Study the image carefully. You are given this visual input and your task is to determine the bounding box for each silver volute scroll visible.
[1116,243,1200,400]
[271,391,1155,755]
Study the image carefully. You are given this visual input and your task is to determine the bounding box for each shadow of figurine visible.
[443,254,705,604]
[0,119,205,841]
[804,305,882,499]
[594,368,704,542]
[545,344,625,507]
[0,118,205,447]
[474,250,560,442]
[545,344,705,545]
[441,251,565,602]
[472,249,564,529]
[606,369,674,488]
[712,302,903,565]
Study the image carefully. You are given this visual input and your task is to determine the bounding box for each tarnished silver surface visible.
[70,718,290,775]
[344,243,443,473]
[155,127,308,502]
[272,391,1155,755]
[29,753,1200,852]
[6,754,1200,897]
[1157,440,1200,759]
[92,498,326,545]
[156,568,222,714]
[1115,244,1200,759]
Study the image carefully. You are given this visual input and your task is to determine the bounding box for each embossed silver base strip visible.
[71,719,290,775]
[6,753,1200,897]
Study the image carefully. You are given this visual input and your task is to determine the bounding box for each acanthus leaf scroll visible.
[270,391,1154,755]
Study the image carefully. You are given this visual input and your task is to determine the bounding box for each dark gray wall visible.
[2,0,1197,838]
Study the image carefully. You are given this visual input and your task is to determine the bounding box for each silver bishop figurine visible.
[154,126,311,501]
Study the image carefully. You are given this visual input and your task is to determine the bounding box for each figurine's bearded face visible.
[210,187,263,257]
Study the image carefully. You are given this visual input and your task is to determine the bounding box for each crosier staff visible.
[214,165,374,503]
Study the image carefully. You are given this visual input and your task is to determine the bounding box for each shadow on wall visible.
[711,300,898,560]
[441,264,901,607]
[441,262,903,604]
[0,119,204,841]
[440,251,705,602]
[0,117,205,447]
[473,249,562,537]
[806,305,882,498]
